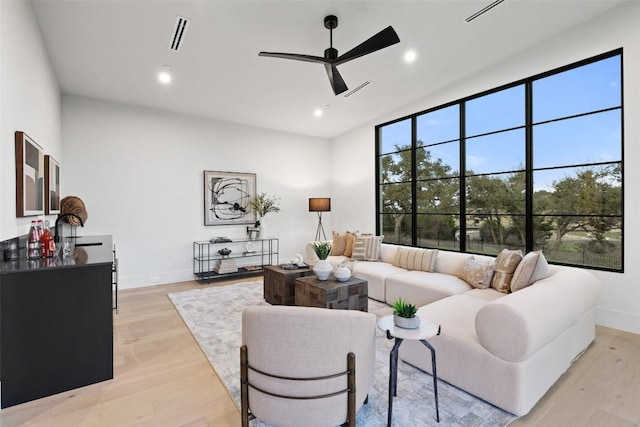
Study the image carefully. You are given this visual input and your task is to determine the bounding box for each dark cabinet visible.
[0,235,114,408]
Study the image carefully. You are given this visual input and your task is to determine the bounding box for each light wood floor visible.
[1,278,639,426]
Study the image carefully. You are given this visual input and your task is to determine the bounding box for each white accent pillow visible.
[510,251,549,292]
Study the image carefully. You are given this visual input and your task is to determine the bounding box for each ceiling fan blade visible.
[324,64,348,95]
[334,26,400,66]
[258,52,328,64]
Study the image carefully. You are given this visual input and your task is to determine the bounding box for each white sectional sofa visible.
[305,242,603,416]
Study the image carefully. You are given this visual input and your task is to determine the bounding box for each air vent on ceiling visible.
[169,16,190,51]
[343,81,371,98]
[465,0,506,23]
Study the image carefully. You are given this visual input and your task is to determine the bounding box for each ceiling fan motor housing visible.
[324,47,338,59]
[324,15,338,30]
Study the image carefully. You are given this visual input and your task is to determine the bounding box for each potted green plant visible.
[311,241,333,280]
[249,192,281,218]
[392,298,420,329]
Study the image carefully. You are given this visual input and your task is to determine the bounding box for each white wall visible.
[0,1,61,240]
[62,95,330,288]
[330,2,640,334]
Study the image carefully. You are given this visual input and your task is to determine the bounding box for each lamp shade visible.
[309,198,331,212]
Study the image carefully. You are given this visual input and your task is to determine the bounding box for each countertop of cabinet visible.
[0,235,113,274]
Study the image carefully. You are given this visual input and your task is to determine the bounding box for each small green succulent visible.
[311,241,332,260]
[391,298,418,319]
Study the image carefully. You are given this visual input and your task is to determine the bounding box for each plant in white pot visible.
[249,192,281,238]
[392,298,420,329]
[311,241,333,280]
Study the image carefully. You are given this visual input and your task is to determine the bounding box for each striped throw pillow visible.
[351,235,383,261]
[490,249,523,293]
[393,247,438,272]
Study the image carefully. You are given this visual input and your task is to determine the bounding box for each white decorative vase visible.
[313,259,333,281]
[393,315,420,329]
[257,217,266,239]
[334,265,351,282]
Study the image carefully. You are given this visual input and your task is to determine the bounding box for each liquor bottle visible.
[26,220,41,260]
[40,220,55,258]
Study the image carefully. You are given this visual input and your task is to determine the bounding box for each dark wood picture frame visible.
[44,155,61,215]
[15,131,45,217]
[204,171,257,226]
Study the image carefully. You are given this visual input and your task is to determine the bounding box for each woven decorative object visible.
[60,196,88,226]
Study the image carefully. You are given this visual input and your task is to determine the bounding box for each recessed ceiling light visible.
[314,109,323,117]
[404,50,417,63]
[158,65,172,84]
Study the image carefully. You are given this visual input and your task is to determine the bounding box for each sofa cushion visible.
[491,249,523,293]
[433,250,474,276]
[393,247,438,272]
[510,251,549,292]
[352,260,406,302]
[458,256,495,289]
[330,231,346,256]
[385,271,471,307]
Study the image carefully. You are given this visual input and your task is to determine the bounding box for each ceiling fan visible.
[259,15,400,96]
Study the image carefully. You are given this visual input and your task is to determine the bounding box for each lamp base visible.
[314,212,326,241]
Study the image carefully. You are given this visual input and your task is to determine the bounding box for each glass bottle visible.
[40,220,55,258]
[27,220,41,260]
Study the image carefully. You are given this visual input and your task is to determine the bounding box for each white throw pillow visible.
[510,251,549,292]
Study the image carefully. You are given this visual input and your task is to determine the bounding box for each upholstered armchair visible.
[240,305,377,427]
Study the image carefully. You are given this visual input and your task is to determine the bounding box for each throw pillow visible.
[393,247,438,272]
[510,251,549,292]
[458,256,495,289]
[344,231,357,257]
[351,234,383,261]
[330,231,346,256]
[490,248,523,293]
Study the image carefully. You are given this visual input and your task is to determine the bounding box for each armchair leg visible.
[347,352,356,427]
[240,346,249,427]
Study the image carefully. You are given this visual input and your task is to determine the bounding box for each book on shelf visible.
[215,258,237,274]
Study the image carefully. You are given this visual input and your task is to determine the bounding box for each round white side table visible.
[377,315,441,426]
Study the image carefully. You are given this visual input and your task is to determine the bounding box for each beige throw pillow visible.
[393,247,438,272]
[458,256,495,289]
[344,231,357,257]
[330,231,346,256]
[351,235,383,261]
[510,251,549,292]
[490,248,523,293]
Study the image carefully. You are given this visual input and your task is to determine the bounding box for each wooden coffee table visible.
[294,276,368,311]
[263,265,313,305]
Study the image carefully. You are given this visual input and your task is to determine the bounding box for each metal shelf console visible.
[193,237,279,283]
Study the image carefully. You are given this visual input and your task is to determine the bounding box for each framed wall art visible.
[15,131,45,217]
[204,171,256,226]
[44,155,61,215]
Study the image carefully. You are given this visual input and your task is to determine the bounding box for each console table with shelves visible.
[193,237,278,283]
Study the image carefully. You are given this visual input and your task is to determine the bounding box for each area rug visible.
[168,281,516,427]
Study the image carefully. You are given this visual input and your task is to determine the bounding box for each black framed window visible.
[376,49,623,271]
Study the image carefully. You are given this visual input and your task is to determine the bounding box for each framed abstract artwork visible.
[44,155,61,215]
[15,131,45,217]
[203,171,256,226]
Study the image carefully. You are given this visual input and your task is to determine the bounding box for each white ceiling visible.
[31,0,624,139]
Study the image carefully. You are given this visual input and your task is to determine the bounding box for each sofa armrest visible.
[475,266,602,362]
